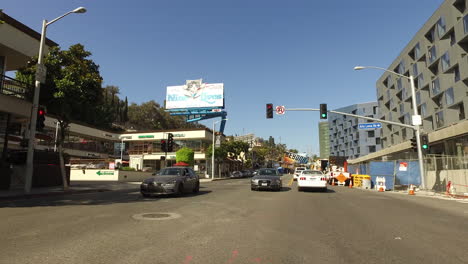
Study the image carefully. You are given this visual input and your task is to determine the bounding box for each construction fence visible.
[348,155,468,195]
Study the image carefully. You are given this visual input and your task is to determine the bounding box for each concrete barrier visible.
[70,169,153,182]
[118,171,153,182]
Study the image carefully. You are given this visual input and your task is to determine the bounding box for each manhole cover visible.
[132,212,181,221]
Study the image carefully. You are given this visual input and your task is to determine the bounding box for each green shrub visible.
[176,147,194,166]
[120,167,136,171]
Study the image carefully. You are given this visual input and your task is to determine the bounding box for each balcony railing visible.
[0,74,32,101]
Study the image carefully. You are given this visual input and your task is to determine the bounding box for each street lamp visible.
[24,7,87,193]
[354,65,426,189]
[212,119,228,180]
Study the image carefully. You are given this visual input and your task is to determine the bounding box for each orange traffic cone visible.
[349,180,353,188]
[408,184,415,195]
[378,187,384,192]
[332,179,335,186]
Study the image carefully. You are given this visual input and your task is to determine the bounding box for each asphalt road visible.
[1,175,468,264]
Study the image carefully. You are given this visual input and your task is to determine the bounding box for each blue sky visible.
[3,0,443,154]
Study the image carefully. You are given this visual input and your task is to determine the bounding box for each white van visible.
[293,167,307,180]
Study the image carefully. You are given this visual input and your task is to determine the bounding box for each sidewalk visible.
[0,181,141,201]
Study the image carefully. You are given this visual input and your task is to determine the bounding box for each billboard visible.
[283,152,309,165]
[166,79,224,109]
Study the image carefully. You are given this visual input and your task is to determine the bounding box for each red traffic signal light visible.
[161,139,167,152]
[266,103,273,119]
[36,107,46,131]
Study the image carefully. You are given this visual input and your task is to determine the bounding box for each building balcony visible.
[0,74,32,101]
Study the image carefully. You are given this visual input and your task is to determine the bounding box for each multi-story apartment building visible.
[328,102,381,159]
[372,0,468,159]
[318,122,330,159]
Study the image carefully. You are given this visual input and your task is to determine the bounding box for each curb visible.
[0,188,111,202]
[212,177,240,181]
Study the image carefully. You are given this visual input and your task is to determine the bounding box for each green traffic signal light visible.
[422,144,428,149]
[321,113,326,118]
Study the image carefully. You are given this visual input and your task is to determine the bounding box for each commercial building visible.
[351,0,468,163]
[328,102,381,160]
[0,11,57,158]
[120,128,215,174]
[318,122,330,159]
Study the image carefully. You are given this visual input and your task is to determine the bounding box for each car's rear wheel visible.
[297,187,302,192]
[193,182,200,193]
[141,193,150,198]
[322,187,327,192]
[251,187,256,191]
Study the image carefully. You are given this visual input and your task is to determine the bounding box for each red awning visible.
[173,162,189,166]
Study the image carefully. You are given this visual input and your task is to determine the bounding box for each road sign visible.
[35,63,47,83]
[358,123,382,130]
[276,106,285,115]
[212,109,222,112]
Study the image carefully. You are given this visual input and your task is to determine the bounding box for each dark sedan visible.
[251,168,282,191]
[140,167,200,197]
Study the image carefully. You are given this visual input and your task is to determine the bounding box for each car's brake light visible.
[321,177,326,181]
[300,177,306,180]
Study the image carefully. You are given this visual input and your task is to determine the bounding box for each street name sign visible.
[358,123,382,130]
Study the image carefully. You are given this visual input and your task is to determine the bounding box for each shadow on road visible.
[0,188,213,208]
[299,188,336,193]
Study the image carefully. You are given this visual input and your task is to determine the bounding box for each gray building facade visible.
[328,102,382,159]
[375,0,468,157]
[318,122,330,159]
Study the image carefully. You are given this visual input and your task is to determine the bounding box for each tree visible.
[288,149,299,153]
[123,96,129,122]
[16,44,103,190]
[176,147,194,166]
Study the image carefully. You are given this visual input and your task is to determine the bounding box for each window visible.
[397,78,403,90]
[368,146,376,153]
[389,112,393,121]
[431,78,441,95]
[459,103,465,120]
[414,43,421,59]
[386,89,390,99]
[417,73,424,89]
[412,63,418,76]
[373,106,378,115]
[416,91,421,105]
[436,111,444,128]
[426,27,436,43]
[387,75,393,87]
[398,60,405,74]
[464,15,468,34]
[441,52,450,71]
[446,87,454,105]
[428,46,437,63]
[367,131,375,138]
[437,17,446,37]
[376,138,381,145]
[421,103,427,117]
[404,113,410,124]
[454,65,460,82]
[449,31,456,46]
[399,103,404,114]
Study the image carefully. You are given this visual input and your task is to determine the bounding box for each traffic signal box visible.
[161,139,167,152]
[266,103,273,119]
[36,107,46,131]
[421,134,429,152]
[320,104,327,119]
[167,133,174,152]
[410,136,417,152]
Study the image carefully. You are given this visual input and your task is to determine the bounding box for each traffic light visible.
[410,135,417,152]
[320,104,327,119]
[167,133,174,152]
[161,139,167,152]
[36,107,46,131]
[421,134,429,152]
[266,103,273,119]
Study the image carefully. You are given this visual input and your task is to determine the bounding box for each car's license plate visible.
[261,183,268,186]
[309,178,316,181]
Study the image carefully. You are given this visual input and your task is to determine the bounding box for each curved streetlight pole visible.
[354,66,426,189]
[25,7,87,193]
[212,119,228,180]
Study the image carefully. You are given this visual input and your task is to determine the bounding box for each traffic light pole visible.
[25,20,47,194]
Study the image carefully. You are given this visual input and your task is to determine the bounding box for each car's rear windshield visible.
[295,168,305,171]
[159,168,183,176]
[258,169,278,175]
[302,170,323,175]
